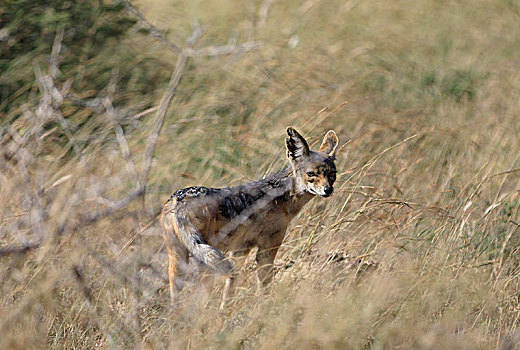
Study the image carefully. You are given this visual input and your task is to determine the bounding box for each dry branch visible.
[78,186,145,226]
[0,185,145,258]
[0,241,41,257]
[140,25,202,191]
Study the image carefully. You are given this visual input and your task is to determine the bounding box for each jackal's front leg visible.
[164,242,189,306]
[219,252,236,310]
[255,246,279,290]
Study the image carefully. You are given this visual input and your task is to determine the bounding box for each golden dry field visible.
[1,0,520,348]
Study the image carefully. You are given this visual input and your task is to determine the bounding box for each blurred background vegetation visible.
[1,0,520,349]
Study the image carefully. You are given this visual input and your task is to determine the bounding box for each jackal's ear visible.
[318,130,339,158]
[286,127,309,161]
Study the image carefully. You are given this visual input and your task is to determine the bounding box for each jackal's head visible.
[286,127,339,197]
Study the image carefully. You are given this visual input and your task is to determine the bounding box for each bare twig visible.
[132,106,159,120]
[0,241,41,257]
[186,21,203,46]
[78,186,144,226]
[162,115,219,130]
[73,266,115,345]
[49,27,64,78]
[114,122,141,187]
[65,93,104,111]
[102,70,141,189]
[257,0,276,29]
[35,60,123,210]
[131,252,143,349]
[118,213,160,257]
[183,41,260,57]
[119,0,181,52]
[246,0,255,42]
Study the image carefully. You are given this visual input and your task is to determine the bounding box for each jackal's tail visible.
[170,214,233,275]
[189,240,234,275]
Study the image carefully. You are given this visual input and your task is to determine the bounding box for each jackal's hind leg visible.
[167,249,177,305]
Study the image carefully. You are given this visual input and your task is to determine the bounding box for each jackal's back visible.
[161,168,305,259]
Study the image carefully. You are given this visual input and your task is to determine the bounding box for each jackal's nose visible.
[324,186,333,195]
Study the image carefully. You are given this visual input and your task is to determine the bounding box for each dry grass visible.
[2,0,520,349]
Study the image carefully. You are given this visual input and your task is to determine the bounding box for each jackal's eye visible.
[306,171,316,177]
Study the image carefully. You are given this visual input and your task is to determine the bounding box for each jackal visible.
[161,127,339,306]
